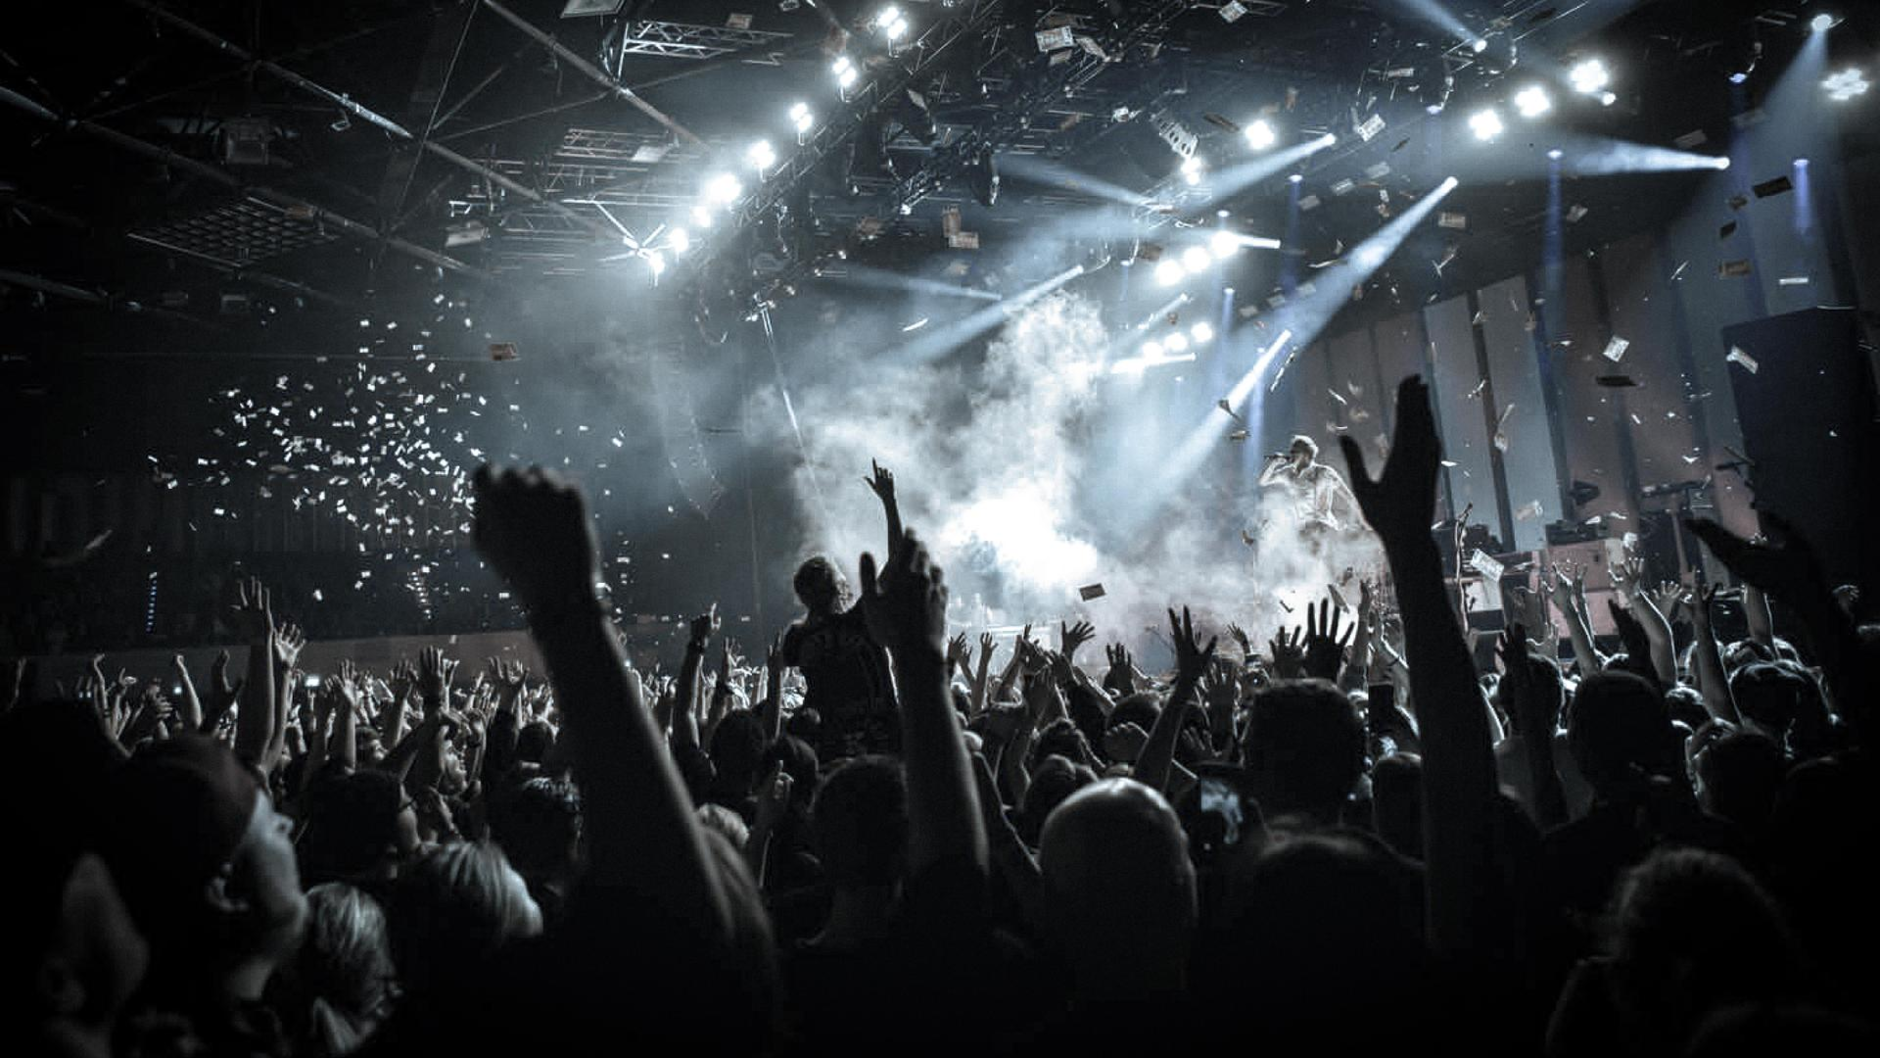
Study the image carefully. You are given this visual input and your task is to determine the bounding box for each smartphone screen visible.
[1198,777,1243,847]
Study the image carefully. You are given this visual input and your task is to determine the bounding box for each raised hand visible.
[230,577,274,641]
[1302,597,1354,680]
[1687,514,1827,606]
[1268,625,1306,680]
[389,659,416,703]
[1339,376,1442,548]
[272,623,307,669]
[753,762,794,837]
[978,632,996,661]
[857,528,949,659]
[689,604,722,648]
[1683,581,1719,633]
[419,645,457,707]
[1167,606,1218,685]
[1103,642,1136,695]
[863,459,896,504]
[1227,622,1254,659]
[947,632,971,670]
[1059,619,1095,662]
[471,465,601,616]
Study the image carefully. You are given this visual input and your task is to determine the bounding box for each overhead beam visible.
[379,0,481,226]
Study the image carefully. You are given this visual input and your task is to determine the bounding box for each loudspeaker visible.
[1720,307,1879,592]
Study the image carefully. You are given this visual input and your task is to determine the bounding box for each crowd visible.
[3,376,1874,1056]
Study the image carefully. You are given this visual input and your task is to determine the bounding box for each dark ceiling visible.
[1,0,1874,355]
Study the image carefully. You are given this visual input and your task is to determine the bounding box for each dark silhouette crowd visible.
[3,377,1874,1057]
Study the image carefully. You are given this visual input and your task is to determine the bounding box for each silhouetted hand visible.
[1339,376,1442,548]
[419,646,457,705]
[1302,598,1354,680]
[230,577,274,641]
[1168,606,1217,685]
[1104,643,1136,695]
[689,604,722,648]
[471,464,601,616]
[1059,619,1095,662]
[1268,626,1305,680]
[1687,513,1827,607]
[864,459,896,504]
[858,528,949,660]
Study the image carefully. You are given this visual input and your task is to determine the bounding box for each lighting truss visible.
[128,198,341,269]
[602,19,792,67]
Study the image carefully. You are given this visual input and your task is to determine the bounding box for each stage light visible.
[1547,148,1563,160]
[1154,259,1185,286]
[1598,91,1617,107]
[646,251,665,277]
[1181,155,1205,185]
[1287,172,1303,184]
[1181,246,1213,274]
[1568,58,1610,95]
[1190,321,1214,344]
[1469,108,1505,141]
[1476,32,1517,76]
[1317,132,1337,148]
[832,56,858,90]
[1210,231,1241,258]
[704,172,742,205]
[691,205,713,228]
[789,102,814,134]
[746,140,777,172]
[1165,332,1190,353]
[1713,156,1731,170]
[1142,339,1164,357]
[1513,85,1552,119]
[874,6,909,40]
[1244,119,1277,150]
[1811,13,1837,32]
[1471,38,1488,53]
[668,227,690,253]
[1823,67,1870,102]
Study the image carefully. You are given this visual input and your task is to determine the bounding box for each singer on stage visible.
[1258,434,1363,553]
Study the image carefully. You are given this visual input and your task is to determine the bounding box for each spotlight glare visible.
[691,205,713,228]
[1181,246,1213,274]
[832,56,859,90]
[1165,332,1190,353]
[1210,231,1240,258]
[1244,119,1277,150]
[1143,339,1164,357]
[1471,38,1488,53]
[1468,107,1505,141]
[1823,68,1870,102]
[1190,321,1215,344]
[1714,156,1731,170]
[646,251,665,277]
[1513,85,1552,119]
[1439,175,1460,192]
[1811,13,1836,32]
[1287,173,1303,184]
[1317,132,1337,147]
[1598,91,1617,107]
[1547,148,1563,160]
[704,172,742,205]
[1181,155,1205,185]
[668,227,690,253]
[1568,58,1610,95]
[746,140,777,172]
[789,102,815,134]
[1153,259,1185,287]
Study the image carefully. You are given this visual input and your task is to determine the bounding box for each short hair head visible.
[811,756,906,889]
[1240,678,1365,822]
[793,556,849,612]
[1289,435,1318,460]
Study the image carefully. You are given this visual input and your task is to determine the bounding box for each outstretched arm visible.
[1257,454,1291,488]
[474,465,731,943]
[1340,378,1498,963]
[865,459,904,559]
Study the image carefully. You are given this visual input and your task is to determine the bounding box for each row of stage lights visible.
[637,7,911,279]
[1150,231,1285,287]
[1467,57,1612,142]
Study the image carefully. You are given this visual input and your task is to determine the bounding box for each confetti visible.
[1602,336,1630,363]
[1752,175,1793,198]
[1566,204,1588,223]
[1079,583,1107,601]
[1719,260,1752,277]
[1777,276,1810,287]
[1725,346,1759,373]
[1595,375,1638,387]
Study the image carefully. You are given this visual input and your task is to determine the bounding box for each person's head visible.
[1370,753,1424,860]
[293,883,394,1021]
[811,756,906,891]
[793,556,850,615]
[1566,670,1680,795]
[696,803,750,850]
[1241,678,1366,825]
[1729,662,1810,738]
[1497,651,1564,737]
[1017,754,1099,848]
[708,710,767,794]
[784,706,821,744]
[1029,717,1097,772]
[514,720,555,765]
[1288,434,1318,468]
[300,767,420,886]
[486,776,582,886]
[388,841,541,996]
[1694,731,1784,833]
[0,701,147,1044]
[1663,684,1710,734]
[97,736,307,998]
[1605,848,1804,1049]
[1038,779,1196,999]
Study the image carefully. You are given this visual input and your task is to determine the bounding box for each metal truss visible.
[602,20,792,66]
[129,198,341,269]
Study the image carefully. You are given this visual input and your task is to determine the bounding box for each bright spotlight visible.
[1468,108,1505,141]
[1142,339,1164,357]
[1513,85,1552,118]
[1190,321,1214,344]
[875,6,909,40]
[789,102,815,134]
[1823,67,1870,102]
[1598,91,1617,107]
[746,140,777,172]
[1210,231,1241,258]
[704,172,742,205]
[1547,148,1563,160]
[1568,58,1610,95]
[1154,259,1185,287]
[1165,332,1190,353]
[1244,119,1277,150]
[691,205,713,228]
[1439,175,1460,192]
[668,227,690,253]
[832,56,859,90]
[1471,38,1488,54]
[1181,246,1213,274]
[1316,132,1337,148]
[646,251,666,277]
[1181,155,1205,185]
[1287,172,1304,184]
[1713,156,1731,170]
[1811,13,1837,32]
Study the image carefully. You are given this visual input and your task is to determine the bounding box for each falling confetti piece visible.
[1602,336,1630,363]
